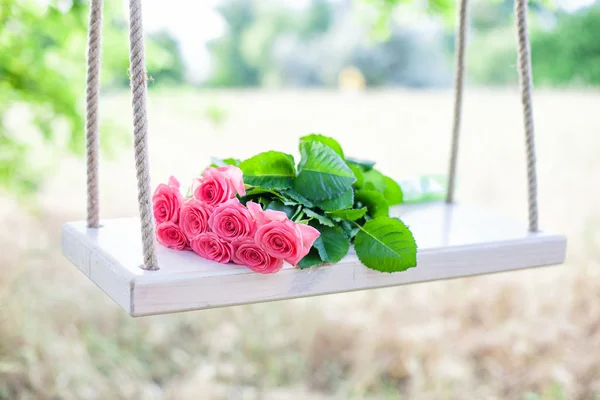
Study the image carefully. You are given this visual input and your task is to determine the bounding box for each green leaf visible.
[363,168,386,192]
[348,163,364,189]
[298,223,351,268]
[291,206,305,221]
[326,207,367,221]
[346,157,376,171]
[316,189,354,211]
[340,220,360,240]
[354,217,417,273]
[244,187,285,198]
[363,169,403,206]
[312,225,350,264]
[294,141,356,201]
[383,176,403,205]
[210,157,240,168]
[258,197,271,208]
[240,187,287,205]
[355,190,389,219]
[303,209,335,227]
[239,151,296,189]
[280,189,315,207]
[300,134,345,159]
[298,247,324,269]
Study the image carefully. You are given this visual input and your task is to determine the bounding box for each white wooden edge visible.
[62,223,134,312]
[61,203,567,316]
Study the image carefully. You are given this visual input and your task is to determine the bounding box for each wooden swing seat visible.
[61,202,566,317]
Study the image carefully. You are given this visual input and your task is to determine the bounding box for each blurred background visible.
[1,0,599,399]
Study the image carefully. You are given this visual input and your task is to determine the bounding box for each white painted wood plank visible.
[61,203,567,316]
[61,223,133,312]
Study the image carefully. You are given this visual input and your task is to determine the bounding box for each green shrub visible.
[0,0,184,195]
[469,6,600,86]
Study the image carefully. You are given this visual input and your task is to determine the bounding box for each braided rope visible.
[515,0,539,232]
[128,0,158,270]
[446,0,468,204]
[447,0,539,232]
[85,0,103,228]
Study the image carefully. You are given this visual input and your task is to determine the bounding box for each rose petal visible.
[156,222,188,251]
[298,223,321,253]
[152,178,184,224]
[180,198,212,240]
[168,176,180,189]
[194,167,245,206]
[256,219,303,265]
[190,232,232,264]
[209,198,256,241]
[232,238,284,274]
[247,201,287,226]
[247,201,263,217]
[221,166,246,196]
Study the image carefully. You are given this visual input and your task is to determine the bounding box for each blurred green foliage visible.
[207,0,333,87]
[1,0,598,197]
[206,0,452,88]
[469,5,600,86]
[363,0,455,40]
[531,8,600,85]
[0,0,185,195]
[0,0,87,194]
[207,0,600,89]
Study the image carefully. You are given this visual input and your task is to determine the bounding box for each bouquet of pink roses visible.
[152,167,320,274]
[153,135,417,274]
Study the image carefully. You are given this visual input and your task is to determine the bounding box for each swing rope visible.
[446,0,539,233]
[84,0,540,271]
[515,0,539,233]
[85,0,102,229]
[128,0,159,270]
[446,0,468,205]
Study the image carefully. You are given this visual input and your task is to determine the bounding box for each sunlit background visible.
[1,0,599,399]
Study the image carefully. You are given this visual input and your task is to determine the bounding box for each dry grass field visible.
[1,88,599,400]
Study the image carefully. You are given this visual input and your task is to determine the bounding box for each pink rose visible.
[179,198,213,240]
[232,238,284,274]
[193,166,246,206]
[152,176,184,224]
[190,232,232,264]
[156,221,189,251]
[248,202,320,266]
[247,201,287,226]
[209,198,256,242]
